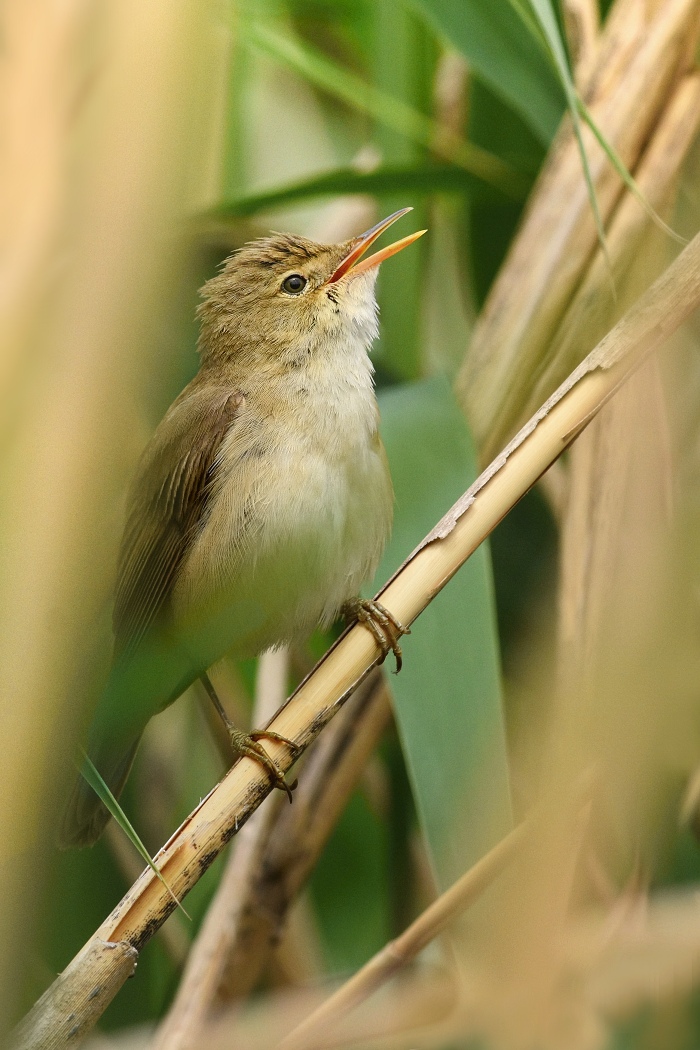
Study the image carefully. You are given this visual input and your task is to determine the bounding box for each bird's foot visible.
[200,672,298,802]
[228,725,299,803]
[342,597,410,673]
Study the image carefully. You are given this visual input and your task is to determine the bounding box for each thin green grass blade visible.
[527,1,683,258]
[577,96,686,245]
[503,0,550,44]
[80,753,190,919]
[203,162,527,222]
[526,0,573,71]
[527,0,609,262]
[374,377,511,889]
[241,18,521,197]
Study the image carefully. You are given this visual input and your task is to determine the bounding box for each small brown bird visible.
[61,208,425,847]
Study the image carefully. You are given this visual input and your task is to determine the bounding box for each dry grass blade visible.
[583,0,645,102]
[457,0,700,461]
[278,821,528,1050]
[14,229,700,1048]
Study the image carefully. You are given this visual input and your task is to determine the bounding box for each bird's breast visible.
[173,368,393,656]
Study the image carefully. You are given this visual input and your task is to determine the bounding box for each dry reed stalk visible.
[277,821,528,1050]
[152,671,390,1050]
[459,261,681,1050]
[526,72,700,423]
[103,823,190,969]
[15,228,700,1049]
[456,0,700,461]
[10,942,138,1050]
[555,353,683,882]
[582,0,645,102]
[0,2,76,405]
[582,884,700,1021]
[0,7,87,1023]
[562,0,599,88]
[0,0,214,1035]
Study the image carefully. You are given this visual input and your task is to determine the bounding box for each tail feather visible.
[59,736,141,849]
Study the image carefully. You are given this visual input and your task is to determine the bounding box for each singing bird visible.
[61,208,425,847]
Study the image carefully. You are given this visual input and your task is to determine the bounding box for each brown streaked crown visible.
[195,233,357,366]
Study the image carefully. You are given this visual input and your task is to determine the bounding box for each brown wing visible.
[113,386,243,658]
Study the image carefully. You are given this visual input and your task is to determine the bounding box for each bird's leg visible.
[200,672,298,803]
[342,598,410,674]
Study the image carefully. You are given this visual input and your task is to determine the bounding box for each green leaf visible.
[241,18,523,197]
[203,162,526,223]
[79,754,190,919]
[408,0,565,144]
[370,0,433,382]
[310,790,391,974]
[374,377,512,888]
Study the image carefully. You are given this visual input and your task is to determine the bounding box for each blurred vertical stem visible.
[556,356,689,877]
[0,0,215,1033]
[372,0,433,381]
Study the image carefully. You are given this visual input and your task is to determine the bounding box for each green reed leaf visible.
[80,754,190,919]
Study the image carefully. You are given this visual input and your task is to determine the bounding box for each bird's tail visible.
[59,735,141,849]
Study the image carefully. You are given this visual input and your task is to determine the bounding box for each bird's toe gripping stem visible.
[343,597,410,673]
[231,726,300,803]
[202,671,299,803]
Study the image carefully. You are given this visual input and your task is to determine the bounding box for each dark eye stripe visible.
[282,273,307,294]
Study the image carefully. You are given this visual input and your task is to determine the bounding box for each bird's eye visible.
[281,273,307,295]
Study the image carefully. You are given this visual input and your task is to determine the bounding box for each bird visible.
[61,208,426,848]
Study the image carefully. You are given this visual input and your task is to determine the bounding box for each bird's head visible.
[197,209,425,369]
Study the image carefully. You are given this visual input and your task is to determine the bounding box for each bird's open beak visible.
[326,207,426,284]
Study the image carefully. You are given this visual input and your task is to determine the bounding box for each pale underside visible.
[173,372,393,665]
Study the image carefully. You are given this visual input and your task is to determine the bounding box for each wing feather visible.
[113,386,243,657]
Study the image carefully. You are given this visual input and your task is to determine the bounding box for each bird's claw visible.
[343,597,410,673]
[231,728,298,803]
